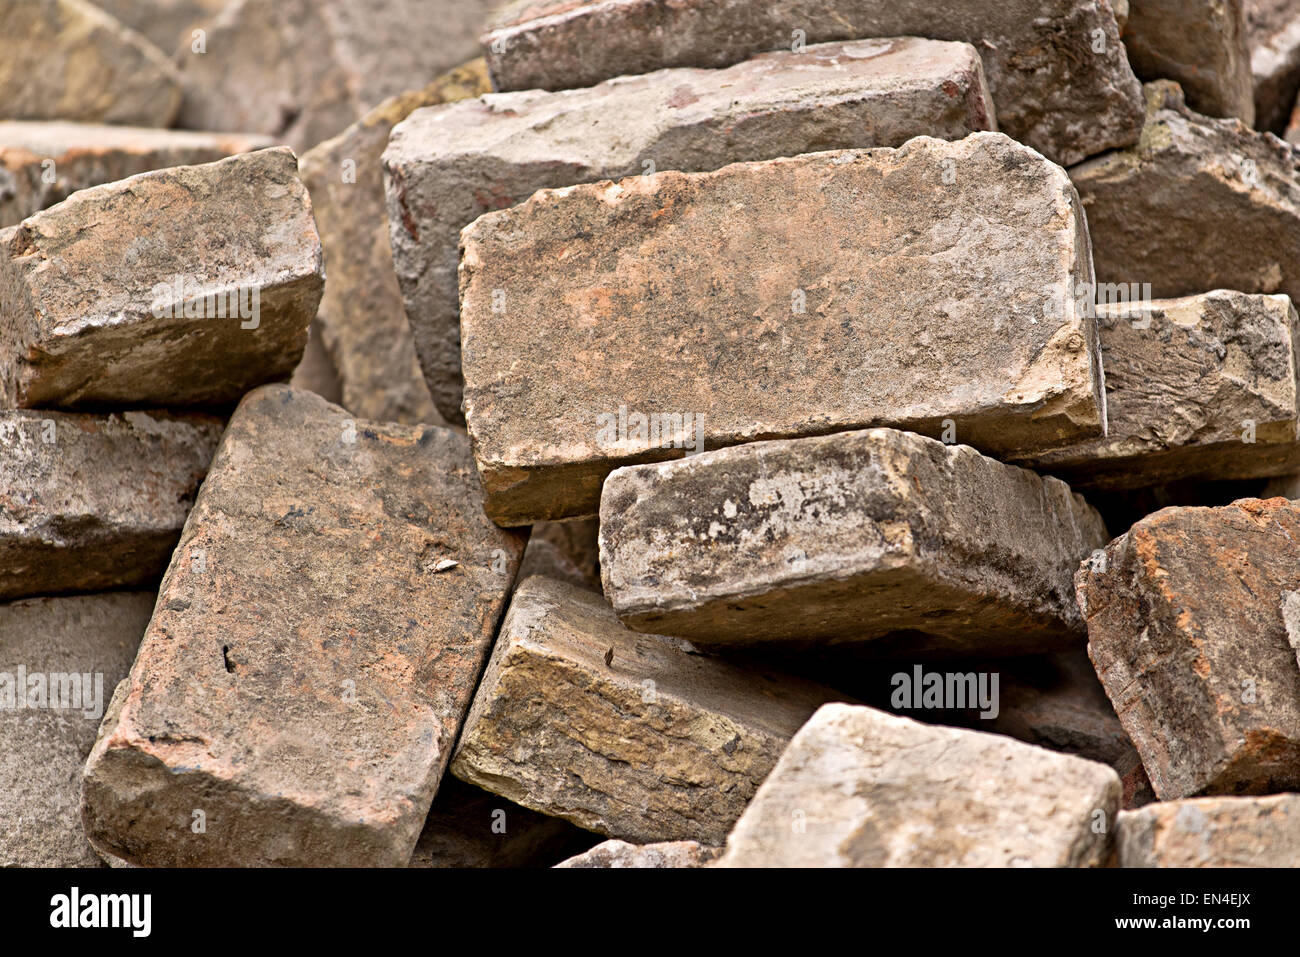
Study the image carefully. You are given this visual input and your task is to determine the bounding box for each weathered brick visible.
[450,576,844,846]
[1245,0,1300,132]
[714,703,1120,867]
[555,839,720,869]
[0,120,271,228]
[386,37,996,423]
[301,60,490,425]
[1123,0,1254,122]
[1071,82,1300,304]
[1078,497,1300,799]
[81,386,526,866]
[93,0,226,54]
[482,0,1142,167]
[0,592,153,867]
[1019,292,1300,490]
[175,0,503,152]
[0,409,222,602]
[0,147,323,410]
[0,0,182,127]
[1118,794,1300,866]
[460,135,1103,525]
[599,428,1108,657]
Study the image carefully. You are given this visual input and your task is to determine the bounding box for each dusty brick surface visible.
[0,409,222,602]
[81,386,527,867]
[175,0,503,152]
[555,839,720,869]
[93,0,226,54]
[1245,0,1300,131]
[301,60,490,426]
[0,0,182,127]
[714,703,1121,867]
[0,592,153,867]
[1078,497,1300,799]
[1071,82,1300,305]
[599,428,1108,657]
[460,135,1102,524]
[1019,291,1300,490]
[0,120,271,228]
[1118,793,1300,866]
[482,0,1142,166]
[386,37,996,423]
[0,148,323,410]
[1123,0,1254,122]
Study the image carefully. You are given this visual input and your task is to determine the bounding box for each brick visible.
[0,120,271,228]
[81,386,527,866]
[1123,0,1254,122]
[386,37,996,423]
[1019,292,1300,491]
[1245,0,1300,132]
[0,0,182,127]
[555,840,720,869]
[599,428,1108,657]
[450,576,844,846]
[0,592,153,867]
[1078,497,1300,799]
[482,0,1142,167]
[0,409,222,602]
[1118,794,1300,866]
[0,147,324,410]
[1071,82,1300,304]
[175,0,503,152]
[92,0,226,54]
[714,703,1120,867]
[460,135,1103,525]
[301,60,490,426]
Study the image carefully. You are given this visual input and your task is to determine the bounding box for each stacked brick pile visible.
[5,0,1300,868]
